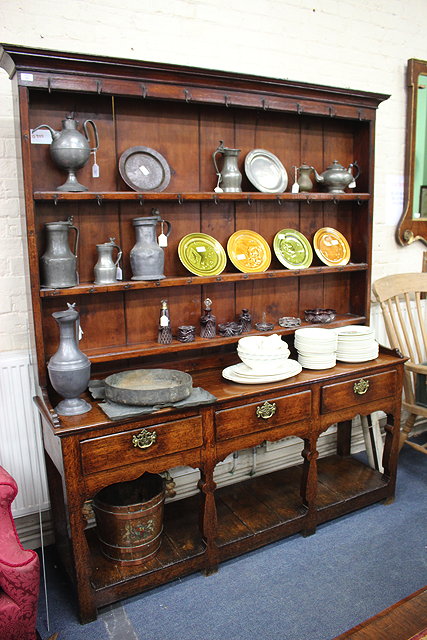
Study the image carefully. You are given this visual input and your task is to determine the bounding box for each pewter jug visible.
[296,163,314,192]
[94,238,122,284]
[212,140,242,192]
[33,114,99,192]
[40,218,79,288]
[312,160,360,194]
[47,304,91,416]
[130,210,171,280]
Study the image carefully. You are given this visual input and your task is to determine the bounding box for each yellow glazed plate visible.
[178,233,227,277]
[313,227,350,266]
[227,230,271,273]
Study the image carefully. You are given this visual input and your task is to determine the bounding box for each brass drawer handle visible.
[354,379,370,395]
[132,429,157,449]
[256,401,277,419]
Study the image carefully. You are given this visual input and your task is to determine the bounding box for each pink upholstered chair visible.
[0,466,40,640]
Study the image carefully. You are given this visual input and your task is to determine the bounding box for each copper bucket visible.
[92,472,165,565]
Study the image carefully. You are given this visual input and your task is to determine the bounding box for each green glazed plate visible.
[273,229,313,269]
[178,233,227,277]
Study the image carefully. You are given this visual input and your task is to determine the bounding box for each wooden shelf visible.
[39,263,369,297]
[33,191,370,203]
[80,314,366,363]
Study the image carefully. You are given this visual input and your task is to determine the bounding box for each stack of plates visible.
[335,325,379,362]
[222,360,302,384]
[294,327,337,370]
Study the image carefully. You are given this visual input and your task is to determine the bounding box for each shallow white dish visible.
[298,357,336,370]
[222,360,302,384]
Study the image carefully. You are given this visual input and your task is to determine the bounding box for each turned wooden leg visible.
[198,464,218,571]
[300,435,319,536]
[399,413,417,450]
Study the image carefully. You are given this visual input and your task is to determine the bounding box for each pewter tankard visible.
[40,218,79,288]
[94,238,122,284]
[212,140,242,192]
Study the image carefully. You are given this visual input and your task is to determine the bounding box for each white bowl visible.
[237,349,290,372]
[238,334,288,354]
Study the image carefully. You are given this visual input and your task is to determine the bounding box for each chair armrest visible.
[405,361,427,375]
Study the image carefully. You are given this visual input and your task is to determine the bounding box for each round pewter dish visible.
[103,369,192,406]
[119,146,171,192]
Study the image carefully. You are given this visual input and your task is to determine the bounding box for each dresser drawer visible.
[321,370,396,414]
[215,390,311,441]
[80,415,202,475]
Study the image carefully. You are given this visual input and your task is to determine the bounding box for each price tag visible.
[30,128,52,144]
[92,150,100,178]
[160,315,169,327]
[139,164,150,175]
[116,266,123,280]
[78,324,84,341]
[158,233,168,247]
[348,180,356,189]
[291,182,300,193]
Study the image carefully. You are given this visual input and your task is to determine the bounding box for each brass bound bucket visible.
[92,472,165,565]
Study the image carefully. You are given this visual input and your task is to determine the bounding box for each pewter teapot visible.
[312,160,359,194]
[33,114,99,192]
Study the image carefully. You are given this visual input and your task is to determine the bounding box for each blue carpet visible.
[37,436,427,640]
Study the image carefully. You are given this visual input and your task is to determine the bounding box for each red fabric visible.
[0,466,39,640]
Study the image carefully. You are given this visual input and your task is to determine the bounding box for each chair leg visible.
[399,413,417,451]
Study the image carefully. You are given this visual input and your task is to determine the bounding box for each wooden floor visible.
[333,586,427,640]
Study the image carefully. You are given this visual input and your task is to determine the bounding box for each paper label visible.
[78,325,84,341]
[278,234,285,239]
[20,73,33,82]
[291,183,299,193]
[116,266,123,280]
[158,233,168,247]
[348,180,356,189]
[30,128,53,144]
[196,246,205,252]
[92,163,100,178]
[160,315,169,327]
[139,164,150,176]
[237,254,246,260]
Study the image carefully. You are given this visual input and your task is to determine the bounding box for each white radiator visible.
[0,351,49,517]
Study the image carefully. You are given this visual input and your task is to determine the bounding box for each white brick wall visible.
[1,0,427,352]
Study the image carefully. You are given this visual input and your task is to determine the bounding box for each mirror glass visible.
[413,74,427,219]
[397,60,427,245]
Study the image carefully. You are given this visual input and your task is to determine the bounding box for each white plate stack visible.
[335,325,379,362]
[294,327,338,369]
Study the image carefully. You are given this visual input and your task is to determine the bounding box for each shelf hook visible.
[213,195,219,205]
[224,94,230,107]
[47,78,52,93]
[261,98,268,111]
[333,197,338,206]
[357,199,363,206]
[53,194,59,206]
[276,195,283,206]
[247,196,253,206]
[297,103,304,114]
[329,106,335,117]
[96,81,102,95]
[141,84,148,98]
[96,194,103,206]
[138,194,144,206]
[184,89,192,103]
[177,194,183,205]
[306,197,312,205]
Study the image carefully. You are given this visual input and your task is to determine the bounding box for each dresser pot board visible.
[0,44,405,623]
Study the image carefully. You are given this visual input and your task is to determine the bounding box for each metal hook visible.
[184,89,191,103]
[297,103,303,114]
[47,78,52,93]
[358,110,363,121]
[177,194,183,205]
[247,196,253,206]
[261,98,268,111]
[357,199,362,206]
[213,195,219,205]
[96,81,102,95]
[141,84,147,98]
[96,194,103,206]
[329,106,335,117]
[53,194,58,206]
[276,195,283,206]
[224,95,230,107]
[306,197,312,205]
[333,197,338,206]
[138,195,144,206]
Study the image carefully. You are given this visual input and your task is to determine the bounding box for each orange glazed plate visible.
[313,227,350,266]
[227,230,271,273]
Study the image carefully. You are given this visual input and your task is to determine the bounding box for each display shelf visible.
[39,263,369,297]
[33,191,371,203]
[81,314,366,363]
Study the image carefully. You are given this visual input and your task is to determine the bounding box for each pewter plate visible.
[103,369,192,406]
[119,146,171,192]
[245,149,288,193]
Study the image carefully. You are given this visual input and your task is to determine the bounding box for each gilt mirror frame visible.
[397,58,427,246]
